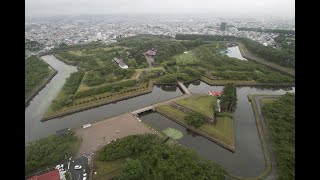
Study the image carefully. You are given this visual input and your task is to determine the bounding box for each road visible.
[254,95,280,180]
[67,156,88,180]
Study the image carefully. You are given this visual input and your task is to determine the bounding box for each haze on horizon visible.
[26,0,295,18]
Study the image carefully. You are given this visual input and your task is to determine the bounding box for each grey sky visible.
[25,0,295,18]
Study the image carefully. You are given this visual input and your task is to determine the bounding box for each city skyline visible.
[26,0,295,18]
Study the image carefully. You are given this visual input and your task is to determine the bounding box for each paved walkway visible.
[75,112,155,157]
[254,95,280,180]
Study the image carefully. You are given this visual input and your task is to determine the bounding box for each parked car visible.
[55,164,64,170]
[75,165,82,170]
[83,173,87,177]
[83,177,87,180]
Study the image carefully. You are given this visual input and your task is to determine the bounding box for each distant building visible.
[221,22,227,31]
[113,57,128,69]
[29,169,60,180]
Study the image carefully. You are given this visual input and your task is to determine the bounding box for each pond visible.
[221,45,247,60]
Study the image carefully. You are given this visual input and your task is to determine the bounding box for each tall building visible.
[220,22,227,31]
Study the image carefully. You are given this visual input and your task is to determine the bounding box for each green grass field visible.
[162,128,184,140]
[157,104,234,147]
[174,51,198,65]
[175,94,216,118]
[93,158,125,180]
[261,98,276,106]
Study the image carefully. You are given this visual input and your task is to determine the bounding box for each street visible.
[67,156,88,180]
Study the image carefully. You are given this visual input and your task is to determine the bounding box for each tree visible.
[185,112,206,128]
[220,83,237,112]
[118,159,144,180]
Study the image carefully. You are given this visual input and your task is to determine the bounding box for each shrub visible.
[185,112,206,128]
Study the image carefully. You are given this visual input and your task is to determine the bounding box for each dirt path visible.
[254,95,280,180]
[75,112,155,157]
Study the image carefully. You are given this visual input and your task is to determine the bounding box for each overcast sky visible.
[25,0,295,18]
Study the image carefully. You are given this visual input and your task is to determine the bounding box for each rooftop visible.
[29,169,60,180]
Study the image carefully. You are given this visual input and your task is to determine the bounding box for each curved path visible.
[254,95,280,180]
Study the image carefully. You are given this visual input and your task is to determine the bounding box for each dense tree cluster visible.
[274,34,295,51]
[82,71,105,86]
[193,45,294,83]
[99,134,160,161]
[25,39,44,51]
[63,71,85,95]
[25,132,80,175]
[117,35,188,66]
[237,27,295,35]
[98,134,226,179]
[185,112,207,128]
[220,84,237,112]
[25,56,51,96]
[50,71,84,110]
[262,93,295,180]
[241,38,295,68]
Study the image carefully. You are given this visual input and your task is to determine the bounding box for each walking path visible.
[254,95,280,180]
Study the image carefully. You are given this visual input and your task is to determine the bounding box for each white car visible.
[83,177,87,180]
[83,173,87,177]
[55,164,64,170]
[74,165,82,170]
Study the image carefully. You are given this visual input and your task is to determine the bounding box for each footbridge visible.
[177,81,191,94]
[131,81,192,115]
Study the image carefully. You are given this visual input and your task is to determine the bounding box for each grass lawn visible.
[174,51,198,65]
[68,50,83,56]
[261,98,276,106]
[157,105,234,147]
[175,94,216,118]
[162,127,184,140]
[93,158,125,180]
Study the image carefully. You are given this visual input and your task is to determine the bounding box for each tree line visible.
[220,83,237,112]
[262,93,295,179]
[237,27,295,35]
[25,132,80,175]
[25,56,51,96]
[98,134,226,179]
[241,38,295,68]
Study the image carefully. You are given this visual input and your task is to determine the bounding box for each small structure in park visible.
[208,91,222,97]
[143,48,157,57]
[113,57,128,69]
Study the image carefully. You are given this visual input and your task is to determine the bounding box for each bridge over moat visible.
[131,81,191,115]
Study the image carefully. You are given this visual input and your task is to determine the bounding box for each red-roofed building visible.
[29,169,60,180]
[208,91,222,96]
